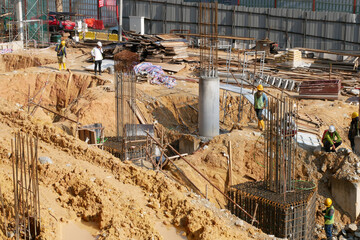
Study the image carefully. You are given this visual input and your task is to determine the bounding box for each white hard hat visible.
[97,41,102,47]
[329,125,336,133]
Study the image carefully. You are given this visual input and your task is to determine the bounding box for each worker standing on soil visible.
[91,41,103,76]
[254,84,268,131]
[322,125,342,152]
[55,40,67,71]
[348,112,359,151]
[322,198,335,240]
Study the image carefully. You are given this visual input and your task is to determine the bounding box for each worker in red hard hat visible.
[322,198,335,240]
[254,84,268,131]
[322,125,342,152]
[348,112,360,151]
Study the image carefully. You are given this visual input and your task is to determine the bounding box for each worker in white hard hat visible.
[91,41,103,75]
[322,125,342,152]
[348,112,360,151]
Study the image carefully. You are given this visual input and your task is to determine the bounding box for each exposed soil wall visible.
[0,54,56,72]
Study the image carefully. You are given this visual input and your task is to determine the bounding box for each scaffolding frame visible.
[0,0,49,46]
[242,51,266,79]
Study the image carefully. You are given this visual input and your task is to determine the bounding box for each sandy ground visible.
[0,45,359,239]
[0,46,272,240]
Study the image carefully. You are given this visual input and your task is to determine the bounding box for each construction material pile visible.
[123,33,188,63]
[134,62,176,88]
[114,50,139,72]
[274,49,303,67]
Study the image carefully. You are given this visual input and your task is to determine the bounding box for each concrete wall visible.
[331,177,360,221]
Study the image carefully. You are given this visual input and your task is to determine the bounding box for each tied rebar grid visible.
[5,132,41,240]
[115,70,136,140]
[264,97,297,194]
[199,1,218,78]
[114,59,151,161]
[228,182,316,239]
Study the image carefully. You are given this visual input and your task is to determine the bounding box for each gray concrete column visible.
[199,76,219,138]
[16,1,24,42]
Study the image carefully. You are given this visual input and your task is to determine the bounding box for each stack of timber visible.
[120,32,188,63]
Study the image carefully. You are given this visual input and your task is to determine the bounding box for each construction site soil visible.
[0,46,358,239]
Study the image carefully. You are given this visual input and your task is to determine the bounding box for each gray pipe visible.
[199,76,219,138]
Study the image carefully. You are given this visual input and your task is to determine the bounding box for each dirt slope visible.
[0,98,269,239]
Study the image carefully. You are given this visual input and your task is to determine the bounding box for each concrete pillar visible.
[199,76,219,138]
[331,177,360,221]
[16,1,24,42]
[118,0,123,41]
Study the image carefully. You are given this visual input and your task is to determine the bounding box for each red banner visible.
[99,0,104,8]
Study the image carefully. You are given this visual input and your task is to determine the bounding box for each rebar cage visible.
[199,1,218,77]
[228,181,316,239]
[0,132,41,239]
[264,97,297,193]
[111,55,155,162]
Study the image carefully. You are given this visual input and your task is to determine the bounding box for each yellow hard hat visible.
[324,198,332,207]
[61,40,66,46]
[257,84,264,91]
[352,112,359,119]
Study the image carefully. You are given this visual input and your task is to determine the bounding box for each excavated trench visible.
[0,71,107,129]
[0,54,57,72]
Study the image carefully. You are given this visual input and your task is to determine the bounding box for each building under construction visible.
[1,0,360,240]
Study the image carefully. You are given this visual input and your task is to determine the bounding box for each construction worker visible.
[322,198,335,240]
[322,125,342,152]
[91,41,103,76]
[348,112,359,151]
[254,84,268,131]
[55,40,67,71]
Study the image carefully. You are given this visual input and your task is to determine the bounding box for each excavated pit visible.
[0,54,57,72]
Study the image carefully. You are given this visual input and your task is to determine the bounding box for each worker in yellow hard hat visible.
[322,198,334,240]
[349,112,360,151]
[254,84,268,131]
[55,40,67,71]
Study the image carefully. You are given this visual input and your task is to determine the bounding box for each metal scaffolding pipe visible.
[199,76,219,138]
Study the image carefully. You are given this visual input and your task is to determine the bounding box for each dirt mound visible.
[0,98,267,239]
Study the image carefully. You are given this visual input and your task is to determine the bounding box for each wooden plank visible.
[160,41,188,48]
[297,47,360,58]
[156,34,183,41]
[175,33,255,41]
[156,63,185,73]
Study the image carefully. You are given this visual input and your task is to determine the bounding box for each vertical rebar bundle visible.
[10,132,40,240]
[199,1,218,77]
[264,97,297,194]
[115,70,137,140]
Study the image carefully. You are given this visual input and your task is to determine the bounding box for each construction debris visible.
[116,33,189,63]
[133,62,176,88]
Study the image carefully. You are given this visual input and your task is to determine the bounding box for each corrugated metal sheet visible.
[41,0,360,51]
